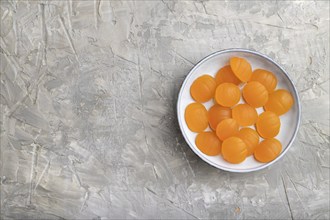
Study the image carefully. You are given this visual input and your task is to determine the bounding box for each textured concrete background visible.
[0,0,329,219]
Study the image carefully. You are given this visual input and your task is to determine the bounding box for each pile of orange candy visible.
[185,57,294,164]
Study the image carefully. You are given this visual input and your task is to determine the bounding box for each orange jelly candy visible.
[242,81,269,108]
[230,57,252,82]
[208,105,232,130]
[216,118,239,141]
[264,89,294,115]
[232,104,258,126]
[222,137,247,164]
[195,132,222,156]
[237,128,259,156]
[214,83,240,107]
[256,111,280,138]
[254,138,282,163]
[251,69,277,93]
[185,103,208,132]
[215,65,241,85]
[190,75,216,103]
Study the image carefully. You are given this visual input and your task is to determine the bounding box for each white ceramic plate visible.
[177,49,301,173]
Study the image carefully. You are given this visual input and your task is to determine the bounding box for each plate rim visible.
[176,48,302,173]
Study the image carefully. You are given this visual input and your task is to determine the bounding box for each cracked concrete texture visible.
[0,0,329,219]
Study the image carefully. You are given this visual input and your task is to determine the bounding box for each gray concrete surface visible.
[0,0,329,219]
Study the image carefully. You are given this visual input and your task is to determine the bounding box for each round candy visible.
[250,69,277,93]
[237,128,259,156]
[232,104,258,126]
[254,138,282,163]
[195,132,222,156]
[208,105,232,130]
[222,137,248,164]
[215,65,241,85]
[256,111,281,138]
[264,89,294,115]
[214,83,240,107]
[243,81,269,108]
[185,103,208,132]
[216,118,239,141]
[190,75,217,103]
[230,57,252,82]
